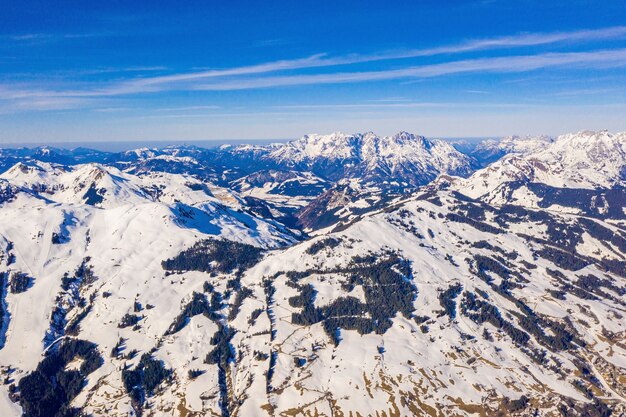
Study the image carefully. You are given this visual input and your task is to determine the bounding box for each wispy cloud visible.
[253,39,292,48]
[12,25,626,95]
[85,25,626,93]
[273,102,533,110]
[295,26,626,68]
[550,87,614,97]
[367,97,413,103]
[191,48,626,91]
[3,26,626,112]
[103,55,330,94]
[156,105,220,111]
[8,33,53,42]
[0,95,96,114]
[2,32,110,45]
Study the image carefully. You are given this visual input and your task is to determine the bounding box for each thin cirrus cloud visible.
[86,25,626,94]
[2,32,109,44]
[330,25,626,63]
[1,26,626,111]
[192,48,626,91]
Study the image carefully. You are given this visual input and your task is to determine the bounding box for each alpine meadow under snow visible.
[0,130,625,417]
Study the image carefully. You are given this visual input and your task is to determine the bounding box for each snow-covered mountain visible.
[470,135,555,166]
[231,170,329,203]
[264,131,475,186]
[453,131,626,216]
[0,161,298,246]
[0,129,625,417]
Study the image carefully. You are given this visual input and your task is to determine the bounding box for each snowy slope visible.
[3,183,622,416]
[456,130,626,200]
[227,191,626,416]
[0,130,625,417]
[471,135,555,166]
[230,170,329,207]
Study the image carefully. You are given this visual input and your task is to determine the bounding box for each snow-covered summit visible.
[537,130,625,184]
[457,130,625,199]
[470,134,555,166]
[266,131,474,185]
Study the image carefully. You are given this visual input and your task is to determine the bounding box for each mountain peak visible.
[458,129,625,198]
[264,131,472,185]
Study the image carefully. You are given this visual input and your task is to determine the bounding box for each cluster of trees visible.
[44,296,67,347]
[305,237,341,255]
[437,284,463,319]
[497,202,626,281]
[390,216,425,239]
[0,183,17,204]
[263,279,276,341]
[460,291,530,347]
[472,240,518,260]
[227,287,253,321]
[61,258,96,294]
[0,273,6,343]
[164,291,222,336]
[266,351,277,393]
[161,283,238,415]
[18,339,103,417]
[205,321,235,416]
[561,398,613,417]
[452,199,489,219]
[463,283,580,358]
[501,395,529,413]
[122,353,172,414]
[288,254,418,345]
[496,203,592,257]
[597,258,626,279]
[471,254,513,286]
[568,274,626,306]
[9,272,32,293]
[514,311,575,352]
[248,308,264,326]
[527,182,626,221]
[578,217,626,254]
[161,238,264,275]
[187,369,204,379]
[82,184,105,206]
[253,350,269,361]
[546,254,626,303]
[111,337,125,358]
[204,323,235,367]
[577,274,625,297]
[64,295,95,336]
[473,255,581,353]
[288,283,316,309]
[446,212,502,234]
[118,313,141,329]
[51,232,68,245]
[113,344,138,361]
[536,247,589,271]
[45,258,98,346]
[546,269,595,301]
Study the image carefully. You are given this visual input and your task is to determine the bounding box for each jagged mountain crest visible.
[456,130,626,199]
[471,134,555,166]
[264,130,474,186]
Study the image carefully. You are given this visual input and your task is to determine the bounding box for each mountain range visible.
[0,130,624,417]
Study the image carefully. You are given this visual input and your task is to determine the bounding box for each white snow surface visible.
[0,130,625,416]
[457,130,626,198]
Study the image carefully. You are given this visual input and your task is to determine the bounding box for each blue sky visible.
[1,0,626,143]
